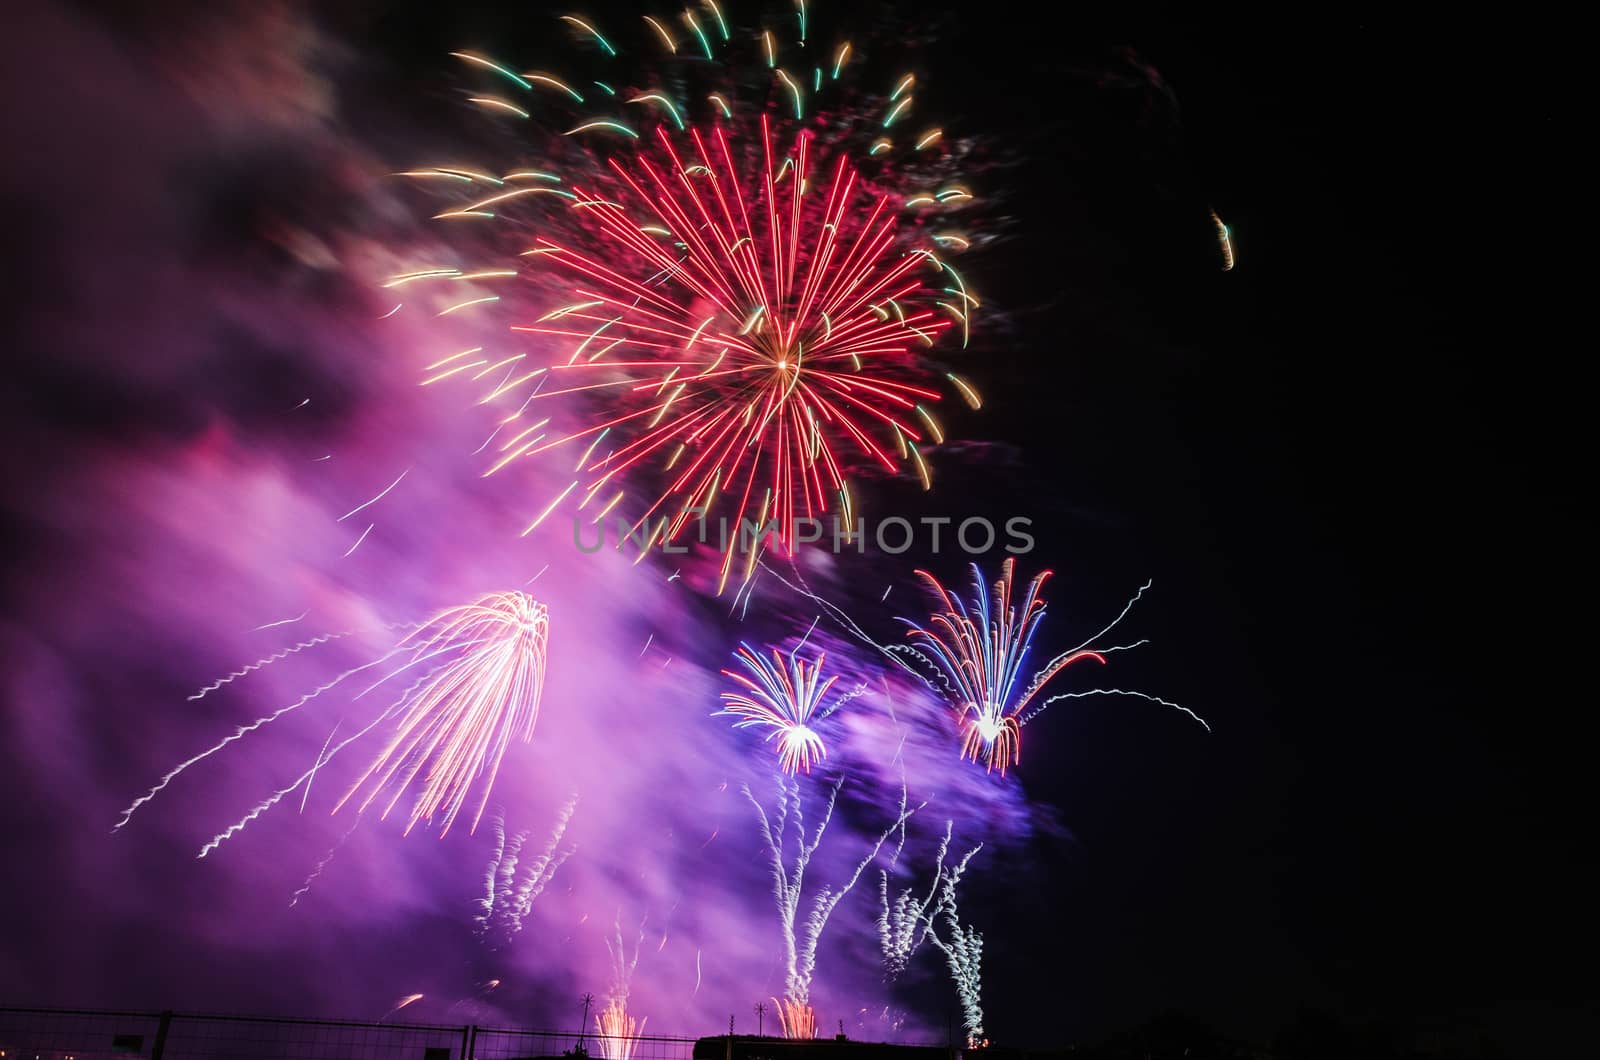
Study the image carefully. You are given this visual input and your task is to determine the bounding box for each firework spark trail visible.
[817,681,869,722]
[1023,688,1211,731]
[1210,207,1235,271]
[756,559,935,691]
[171,633,491,851]
[479,812,508,924]
[797,784,923,997]
[196,666,443,858]
[123,591,550,848]
[342,522,375,557]
[334,591,552,837]
[901,559,1202,775]
[1023,581,1152,695]
[791,616,821,661]
[446,979,503,1015]
[605,912,646,1007]
[337,466,412,522]
[729,570,761,619]
[1008,579,1208,730]
[249,611,308,633]
[115,643,414,832]
[717,644,840,774]
[300,719,342,813]
[184,629,367,702]
[289,819,361,908]
[742,775,922,1035]
[877,818,952,982]
[921,841,986,1044]
[381,994,424,1023]
[477,796,578,948]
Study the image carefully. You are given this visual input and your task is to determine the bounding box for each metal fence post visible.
[461,1023,477,1060]
[150,1010,173,1060]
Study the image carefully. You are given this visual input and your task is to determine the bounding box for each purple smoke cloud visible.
[1,0,1057,1037]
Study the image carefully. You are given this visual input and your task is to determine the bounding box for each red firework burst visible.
[508,116,969,586]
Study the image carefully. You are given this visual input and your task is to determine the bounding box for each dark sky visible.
[2,1,1590,1057]
[953,2,1590,1052]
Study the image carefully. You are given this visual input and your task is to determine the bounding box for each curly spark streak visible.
[476,795,578,948]
[186,630,355,700]
[922,841,986,1044]
[1012,580,1152,708]
[877,819,951,982]
[754,557,943,700]
[290,820,360,908]
[742,777,821,1002]
[115,642,414,832]
[1023,688,1211,732]
[196,665,443,858]
[743,775,921,1029]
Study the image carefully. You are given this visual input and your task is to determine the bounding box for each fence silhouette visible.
[0,1007,704,1060]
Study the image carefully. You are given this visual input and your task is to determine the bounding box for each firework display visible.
[904,560,1106,774]
[513,119,957,568]
[405,2,983,588]
[596,916,648,1059]
[15,0,1216,1046]
[877,820,952,983]
[744,777,922,1038]
[476,799,578,948]
[113,591,552,854]
[335,591,551,836]
[905,559,1206,774]
[921,839,987,1045]
[716,643,838,774]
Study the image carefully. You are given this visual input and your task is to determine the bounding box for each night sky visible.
[1,2,1588,1058]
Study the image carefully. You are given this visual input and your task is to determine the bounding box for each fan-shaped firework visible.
[905,560,1105,775]
[113,590,551,853]
[335,591,551,836]
[400,3,984,586]
[717,642,837,774]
